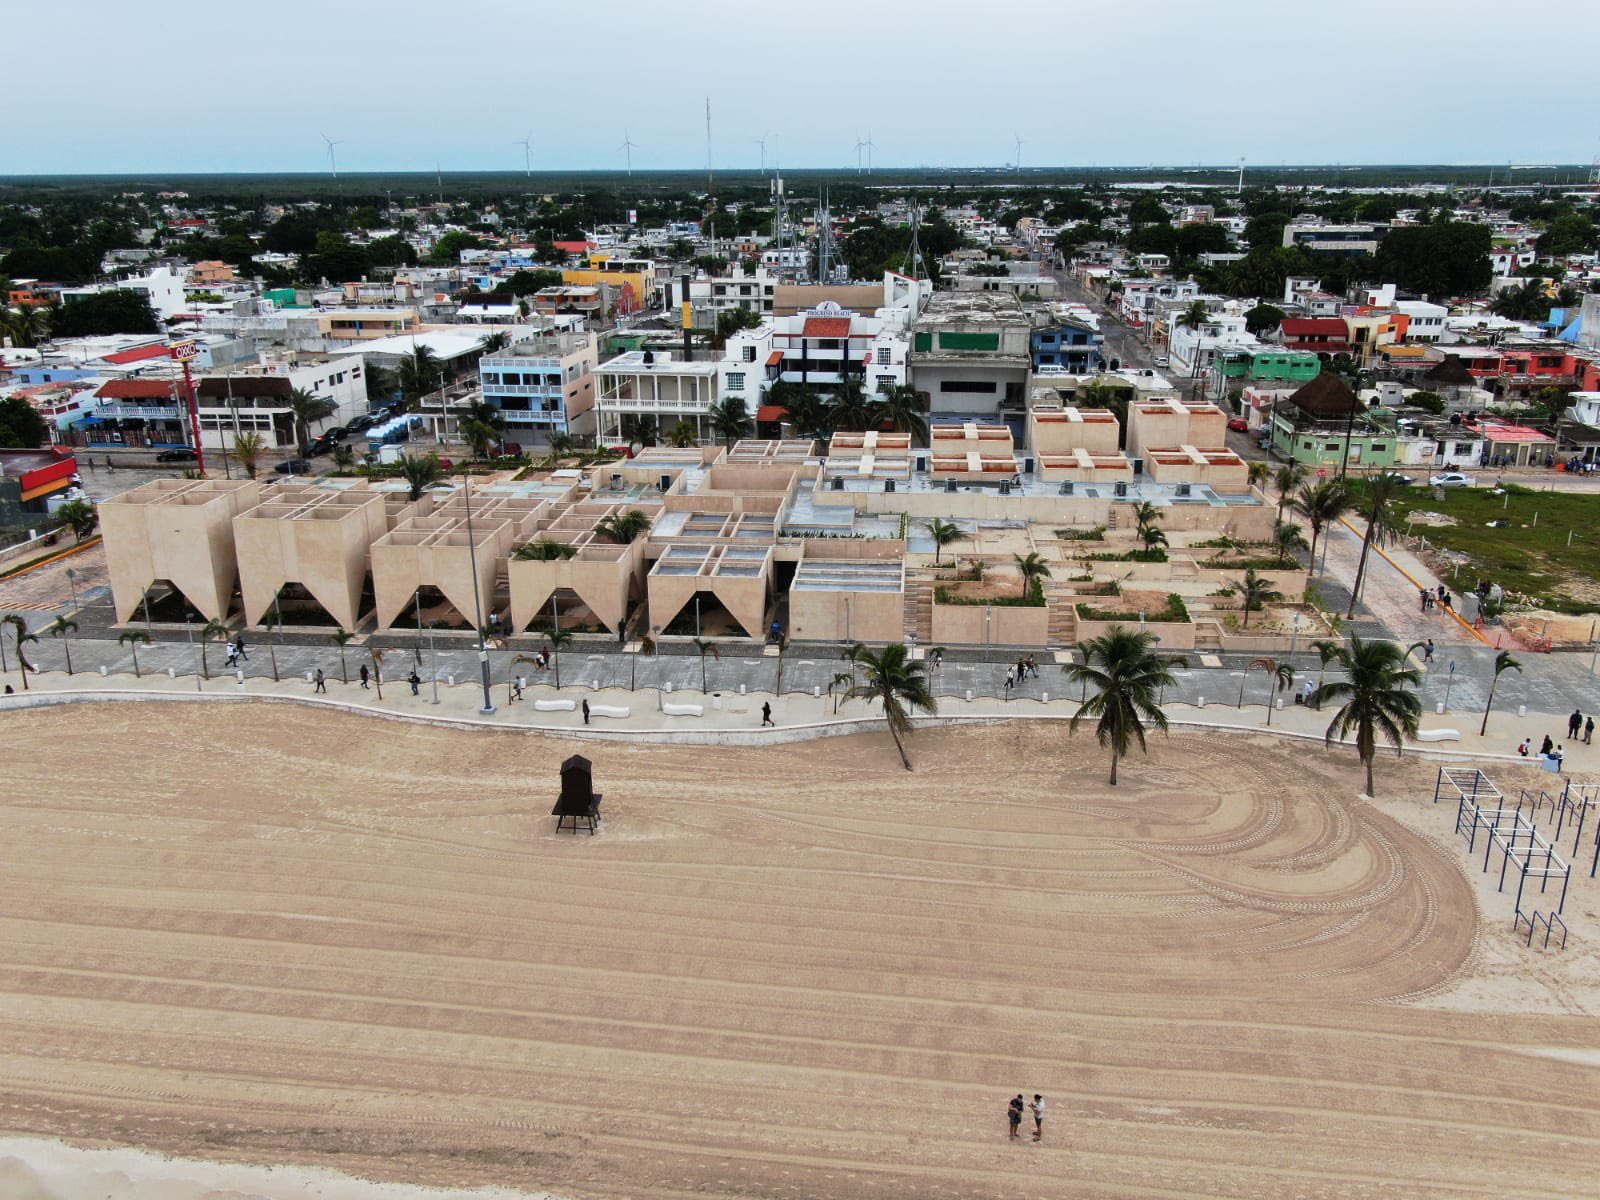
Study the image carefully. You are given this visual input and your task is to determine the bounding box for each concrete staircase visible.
[1045,584,1078,648]
[903,570,936,643]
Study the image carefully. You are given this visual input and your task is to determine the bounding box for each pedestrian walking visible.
[1518,737,1531,757]
[512,675,525,702]
[1007,1095,1025,1141]
[1568,709,1583,739]
[408,671,421,696]
[359,663,370,690]
[1424,639,1434,663]
[1585,717,1594,745]
[1300,679,1314,706]
[1029,1094,1046,1142]
[581,698,591,725]
[233,634,249,661]
[1003,668,1015,694]
[313,668,326,694]
[225,642,239,669]
[1540,734,1554,756]
[761,701,774,727]
[1420,587,1430,613]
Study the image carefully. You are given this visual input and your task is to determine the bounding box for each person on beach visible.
[408,671,421,696]
[1424,639,1434,663]
[512,675,525,701]
[313,668,325,694]
[1540,734,1554,756]
[359,663,370,689]
[1029,1094,1046,1142]
[1007,1094,1025,1140]
[1585,716,1594,745]
[1518,738,1530,757]
[581,698,591,725]
[225,642,238,669]
[1568,709,1583,739]
[234,634,249,661]
[761,701,774,727]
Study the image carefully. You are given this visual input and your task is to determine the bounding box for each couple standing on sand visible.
[1007,1093,1046,1141]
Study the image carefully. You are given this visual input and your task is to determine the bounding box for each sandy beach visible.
[2,702,1599,1198]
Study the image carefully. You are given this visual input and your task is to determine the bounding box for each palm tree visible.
[692,636,720,692]
[55,498,98,542]
[828,380,875,432]
[925,518,965,565]
[667,419,698,448]
[45,615,78,675]
[2,615,36,690]
[773,633,792,693]
[1479,650,1522,737]
[367,646,386,700]
[365,363,397,407]
[287,387,336,458]
[1138,524,1168,554]
[1292,479,1351,575]
[1176,300,1210,332]
[595,509,652,543]
[460,418,500,461]
[1345,473,1402,619]
[331,627,356,683]
[625,415,659,448]
[1271,519,1309,566]
[232,431,266,480]
[1246,460,1272,490]
[397,344,443,405]
[400,453,444,501]
[830,670,854,715]
[1130,500,1161,540]
[1243,655,1294,724]
[706,396,753,447]
[542,626,573,689]
[771,382,829,441]
[1014,552,1052,599]
[1309,638,1340,708]
[874,382,929,445]
[1308,637,1422,797]
[477,330,511,355]
[547,433,576,460]
[1273,462,1308,521]
[513,539,577,561]
[3,303,49,348]
[1067,626,1176,785]
[118,629,150,679]
[199,618,229,679]
[1232,567,1282,628]
[331,442,356,470]
[261,605,283,682]
[844,643,937,771]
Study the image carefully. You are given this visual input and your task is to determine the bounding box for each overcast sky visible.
[7,0,1594,175]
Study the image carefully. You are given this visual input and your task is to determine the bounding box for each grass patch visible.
[1078,593,1190,623]
[1360,482,1600,613]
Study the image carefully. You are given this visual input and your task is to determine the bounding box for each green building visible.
[1269,371,1403,469]
[1215,349,1321,384]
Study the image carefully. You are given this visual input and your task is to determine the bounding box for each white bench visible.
[588,704,630,719]
[662,702,704,717]
[533,699,577,712]
[1416,728,1461,742]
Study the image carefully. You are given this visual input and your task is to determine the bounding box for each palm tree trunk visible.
[1346,530,1376,620]
[888,713,913,771]
[1480,680,1497,737]
[131,647,140,679]
[63,638,73,676]
[1364,754,1375,797]
[1108,745,1120,786]
[339,649,348,684]
[201,645,209,680]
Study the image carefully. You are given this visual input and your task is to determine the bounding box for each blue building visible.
[1029,319,1103,373]
[477,332,600,443]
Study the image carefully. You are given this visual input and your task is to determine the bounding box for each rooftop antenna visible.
[817,190,835,283]
[705,97,716,255]
[863,130,876,176]
[1589,137,1600,186]
[1014,134,1022,174]
[900,205,929,282]
[618,130,639,176]
[515,134,532,178]
[1237,156,1245,194]
[436,161,443,208]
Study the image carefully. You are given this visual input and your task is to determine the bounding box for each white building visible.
[594,350,721,443]
[58,267,187,321]
[193,353,369,451]
[1394,300,1448,343]
[1166,300,1261,375]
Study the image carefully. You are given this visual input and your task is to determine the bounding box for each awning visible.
[766,351,782,366]
[757,405,787,423]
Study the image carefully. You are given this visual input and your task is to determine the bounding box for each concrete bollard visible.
[739,683,746,695]
[1042,692,1049,703]
[236,669,244,685]
[99,665,108,676]
[665,682,673,693]
[712,694,722,710]
[813,685,820,697]
[167,667,175,678]
[305,671,314,683]
[447,675,456,686]
[1276,698,1284,710]
[1197,695,1205,708]
[965,689,973,702]
[1518,704,1527,717]
[1436,702,1445,714]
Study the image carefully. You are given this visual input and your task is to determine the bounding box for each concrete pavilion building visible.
[100,477,262,622]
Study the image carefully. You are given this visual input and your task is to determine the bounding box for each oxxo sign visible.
[169,340,199,362]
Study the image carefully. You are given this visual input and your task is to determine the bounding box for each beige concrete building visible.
[1143,447,1250,491]
[1125,397,1229,461]
[929,423,1020,482]
[101,478,262,622]
[1027,405,1121,455]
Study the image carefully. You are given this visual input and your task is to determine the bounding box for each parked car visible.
[1374,471,1417,486]
[308,434,337,456]
[274,458,313,475]
[1429,471,1472,488]
[155,448,198,463]
[347,415,376,434]
[1226,416,1249,432]
[1152,355,1170,368]
[322,425,348,440]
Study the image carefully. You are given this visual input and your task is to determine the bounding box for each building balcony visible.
[598,397,711,414]
[96,403,184,421]
[483,383,564,398]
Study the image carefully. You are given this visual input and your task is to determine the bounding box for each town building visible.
[909,292,1032,427]
[476,332,600,443]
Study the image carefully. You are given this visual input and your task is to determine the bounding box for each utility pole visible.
[705,97,716,257]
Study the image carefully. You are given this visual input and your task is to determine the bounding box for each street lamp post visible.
[415,591,440,704]
[65,567,78,615]
[460,471,497,713]
[1290,612,1301,663]
[1443,660,1457,712]
[185,612,202,692]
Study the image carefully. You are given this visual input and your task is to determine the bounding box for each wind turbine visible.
[321,133,344,182]
[862,130,876,175]
[1013,135,1023,174]
[855,134,865,174]
[618,131,640,176]
[515,134,532,178]
[752,133,770,174]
